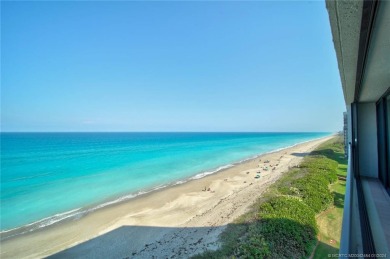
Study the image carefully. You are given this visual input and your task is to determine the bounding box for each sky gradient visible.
[1,1,345,132]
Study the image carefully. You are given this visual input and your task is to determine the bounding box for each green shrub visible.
[234,224,271,258]
[204,197,319,259]
[257,218,317,258]
[228,197,318,258]
[301,157,338,172]
[258,196,317,233]
[294,175,333,213]
[310,168,338,184]
[280,157,337,213]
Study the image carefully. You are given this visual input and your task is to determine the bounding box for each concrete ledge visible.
[361,177,390,255]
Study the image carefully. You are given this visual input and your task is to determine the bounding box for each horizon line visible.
[0,131,337,133]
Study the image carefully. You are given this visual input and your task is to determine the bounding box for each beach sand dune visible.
[0,136,333,259]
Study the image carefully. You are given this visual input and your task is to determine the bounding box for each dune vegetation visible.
[194,135,347,258]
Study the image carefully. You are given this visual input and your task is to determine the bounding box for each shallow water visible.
[0,132,330,233]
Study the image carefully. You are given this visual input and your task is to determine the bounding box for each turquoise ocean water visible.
[0,132,330,237]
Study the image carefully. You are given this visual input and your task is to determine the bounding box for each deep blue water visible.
[0,132,330,234]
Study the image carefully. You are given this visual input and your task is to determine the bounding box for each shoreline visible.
[0,134,331,240]
[0,135,334,258]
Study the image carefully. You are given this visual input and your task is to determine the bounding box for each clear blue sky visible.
[1,1,345,132]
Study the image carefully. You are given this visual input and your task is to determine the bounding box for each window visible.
[376,92,390,193]
[386,96,390,190]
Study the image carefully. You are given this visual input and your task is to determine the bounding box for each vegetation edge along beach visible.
[193,135,346,258]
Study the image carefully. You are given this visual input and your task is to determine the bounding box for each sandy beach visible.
[0,136,333,259]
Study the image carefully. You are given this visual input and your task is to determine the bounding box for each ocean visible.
[0,132,330,237]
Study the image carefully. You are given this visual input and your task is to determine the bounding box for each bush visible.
[259,197,317,228]
[234,225,271,258]
[257,218,317,258]
[278,170,334,213]
[293,175,333,213]
[279,156,337,213]
[301,157,338,172]
[310,168,338,184]
[229,197,318,258]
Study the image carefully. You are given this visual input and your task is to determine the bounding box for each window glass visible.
[386,96,390,189]
[377,100,387,185]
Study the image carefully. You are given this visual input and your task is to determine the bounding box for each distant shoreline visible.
[0,135,334,258]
